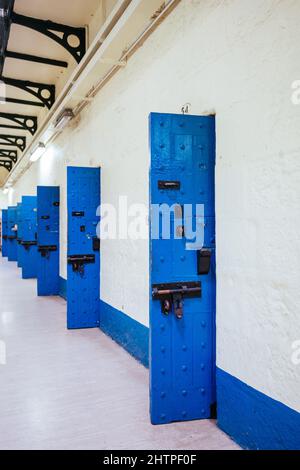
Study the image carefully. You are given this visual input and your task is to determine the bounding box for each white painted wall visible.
[9,0,300,413]
[0,192,8,211]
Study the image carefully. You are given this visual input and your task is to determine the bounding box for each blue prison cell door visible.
[149,113,216,425]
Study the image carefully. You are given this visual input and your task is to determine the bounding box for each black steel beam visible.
[0,112,37,135]
[0,96,44,107]
[0,148,17,162]
[1,76,55,109]
[0,134,26,151]
[12,12,86,63]
[5,50,68,68]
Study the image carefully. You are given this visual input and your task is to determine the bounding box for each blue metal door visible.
[67,167,100,329]
[7,206,18,261]
[2,209,8,257]
[149,113,216,425]
[16,203,23,268]
[21,196,38,279]
[37,186,60,296]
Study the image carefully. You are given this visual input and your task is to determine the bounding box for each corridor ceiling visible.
[0,0,100,185]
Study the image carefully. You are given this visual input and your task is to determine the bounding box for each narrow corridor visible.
[0,257,239,450]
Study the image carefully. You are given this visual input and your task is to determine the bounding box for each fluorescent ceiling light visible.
[54,109,74,130]
[30,143,46,162]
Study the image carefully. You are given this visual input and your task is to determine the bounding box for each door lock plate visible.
[197,248,212,275]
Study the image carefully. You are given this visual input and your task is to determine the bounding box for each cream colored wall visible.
[9,0,300,413]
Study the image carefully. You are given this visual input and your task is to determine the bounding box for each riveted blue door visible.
[67,167,100,329]
[2,209,8,257]
[149,113,216,425]
[7,206,18,261]
[37,186,60,296]
[21,196,38,279]
[16,203,23,268]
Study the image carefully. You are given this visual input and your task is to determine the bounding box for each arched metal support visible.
[0,134,26,151]
[1,76,55,109]
[0,112,37,135]
[0,159,12,172]
[0,148,17,163]
[12,12,86,64]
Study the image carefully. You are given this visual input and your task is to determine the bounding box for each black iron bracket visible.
[12,12,86,64]
[0,0,15,75]
[6,50,68,68]
[0,112,37,135]
[1,76,55,109]
[0,159,12,171]
[0,134,26,151]
[0,148,17,162]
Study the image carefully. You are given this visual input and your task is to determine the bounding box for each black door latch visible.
[21,240,37,250]
[38,245,57,257]
[152,281,201,319]
[67,254,95,274]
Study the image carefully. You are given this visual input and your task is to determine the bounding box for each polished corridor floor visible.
[0,257,239,450]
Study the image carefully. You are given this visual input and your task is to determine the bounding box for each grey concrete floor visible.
[0,256,240,450]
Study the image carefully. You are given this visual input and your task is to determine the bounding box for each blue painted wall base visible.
[21,245,38,279]
[100,301,149,368]
[59,281,148,365]
[217,368,300,450]
[59,276,67,301]
[17,243,23,268]
[7,239,18,261]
